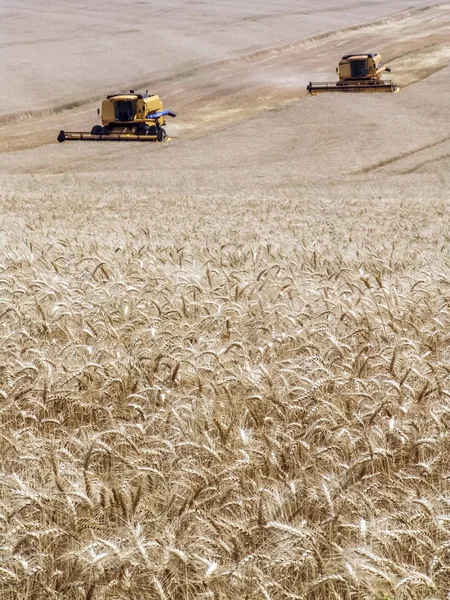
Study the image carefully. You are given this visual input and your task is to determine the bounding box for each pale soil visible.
[0,0,436,118]
[2,3,450,599]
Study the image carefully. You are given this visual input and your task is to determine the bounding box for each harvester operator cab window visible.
[350,59,368,78]
[115,100,137,122]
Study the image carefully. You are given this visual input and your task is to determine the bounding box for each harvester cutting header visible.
[57,91,176,143]
[307,53,399,95]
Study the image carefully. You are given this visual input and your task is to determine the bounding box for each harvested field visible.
[1,2,450,599]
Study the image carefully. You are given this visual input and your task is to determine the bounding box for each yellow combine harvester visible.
[307,53,399,95]
[57,91,176,143]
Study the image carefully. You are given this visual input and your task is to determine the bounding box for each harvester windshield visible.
[350,59,368,78]
[115,100,136,122]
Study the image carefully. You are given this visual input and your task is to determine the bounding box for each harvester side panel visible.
[101,100,116,123]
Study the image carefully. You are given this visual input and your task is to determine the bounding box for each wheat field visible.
[2,1,450,599]
[1,180,450,599]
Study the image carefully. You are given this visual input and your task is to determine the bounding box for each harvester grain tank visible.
[57,91,176,142]
[307,53,399,95]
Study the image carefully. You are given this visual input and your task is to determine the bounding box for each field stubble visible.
[1,186,450,599]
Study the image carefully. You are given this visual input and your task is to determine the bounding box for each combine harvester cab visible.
[58,91,176,143]
[307,53,399,95]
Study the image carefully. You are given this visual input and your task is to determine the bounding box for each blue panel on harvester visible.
[146,110,177,119]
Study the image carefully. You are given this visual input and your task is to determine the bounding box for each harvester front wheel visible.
[156,127,167,142]
[91,125,103,135]
[137,124,151,136]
